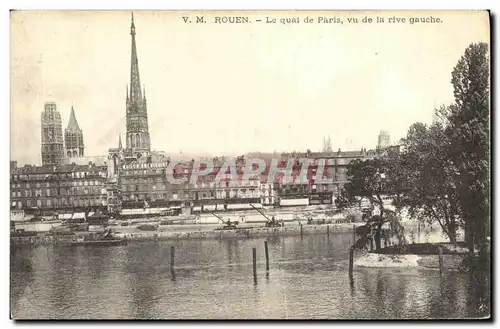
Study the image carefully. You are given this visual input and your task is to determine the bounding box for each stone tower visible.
[126,13,151,158]
[41,102,65,165]
[377,130,391,149]
[65,106,85,158]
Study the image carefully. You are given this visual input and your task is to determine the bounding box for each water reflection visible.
[10,234,489,319]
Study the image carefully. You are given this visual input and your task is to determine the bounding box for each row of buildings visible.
[10,147,387,217]
[10,14,395,219]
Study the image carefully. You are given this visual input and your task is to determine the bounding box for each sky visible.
[10,10,490,165]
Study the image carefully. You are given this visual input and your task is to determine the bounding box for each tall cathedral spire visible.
[129,12,142,105]
[125,12,151,154]
[66,106,81,132]
[65,105,85,158]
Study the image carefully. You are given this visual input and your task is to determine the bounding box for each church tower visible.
[65,106,85,158]
[41,102,65,165]
[126,13,151,157]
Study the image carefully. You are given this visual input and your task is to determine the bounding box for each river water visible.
[10,233,489,319]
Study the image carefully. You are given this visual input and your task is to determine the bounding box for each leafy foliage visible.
[339,43,490,256]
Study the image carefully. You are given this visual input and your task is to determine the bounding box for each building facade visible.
[277,148,379,205]
[41,102,65,165]
[10,163,108,215]
[65,106,85,158]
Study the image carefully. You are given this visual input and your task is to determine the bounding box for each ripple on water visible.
[10,235,489,319]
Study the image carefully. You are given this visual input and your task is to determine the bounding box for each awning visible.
[203,205,216,211]
[72,212,86,219]
[121,209,147,215]
[249,203,263,209]
[145,208,163,215]
[280,199,309,206]
[227,204,254,210]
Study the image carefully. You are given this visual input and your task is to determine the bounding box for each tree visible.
[341,155,405,251]
[445,43,490,260]
[399,120,462,243]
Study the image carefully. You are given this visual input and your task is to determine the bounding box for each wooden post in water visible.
[417,222,421,243]
[348,247,354,280]
[438,246,444,276]
[300,223,303,238]
[264,241,269,273]
[170,246,176,280]
[352,224,356,244]
[327,225,330,237]
[252,247,257,285]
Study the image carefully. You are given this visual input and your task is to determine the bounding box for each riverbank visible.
[353,242,486,271]
[11,223,364,246]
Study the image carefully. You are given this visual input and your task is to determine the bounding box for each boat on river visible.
[68,230,126,246]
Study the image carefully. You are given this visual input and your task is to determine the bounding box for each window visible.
[36,182,40,188]
[46,189,50,197]
[26,183,30,188]
[27,199,32,207]
[84,181,88,186]
[35,189,42,197]
[17,191,21,197]
[36,199,42,207]
[11,191,15,198]
[46,182,50,188]
[46,199,51,207]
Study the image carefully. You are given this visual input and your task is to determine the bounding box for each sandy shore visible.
[354,252,465,271]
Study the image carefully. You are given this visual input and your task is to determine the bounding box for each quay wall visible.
[114,223,363,241]
[11,223,363,246]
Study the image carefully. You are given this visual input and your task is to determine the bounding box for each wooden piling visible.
[352,224,356,244]
[170,246,176,280]
[300,223,303,238]
[348,247,354,280]
[327,225,330,237]
[438,246,444,275]
[417,222,421,243]
[264,241,269,273]
[252,247,257,285]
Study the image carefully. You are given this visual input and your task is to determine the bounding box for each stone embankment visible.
[11,223,364,245]
[115,223,363,241]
